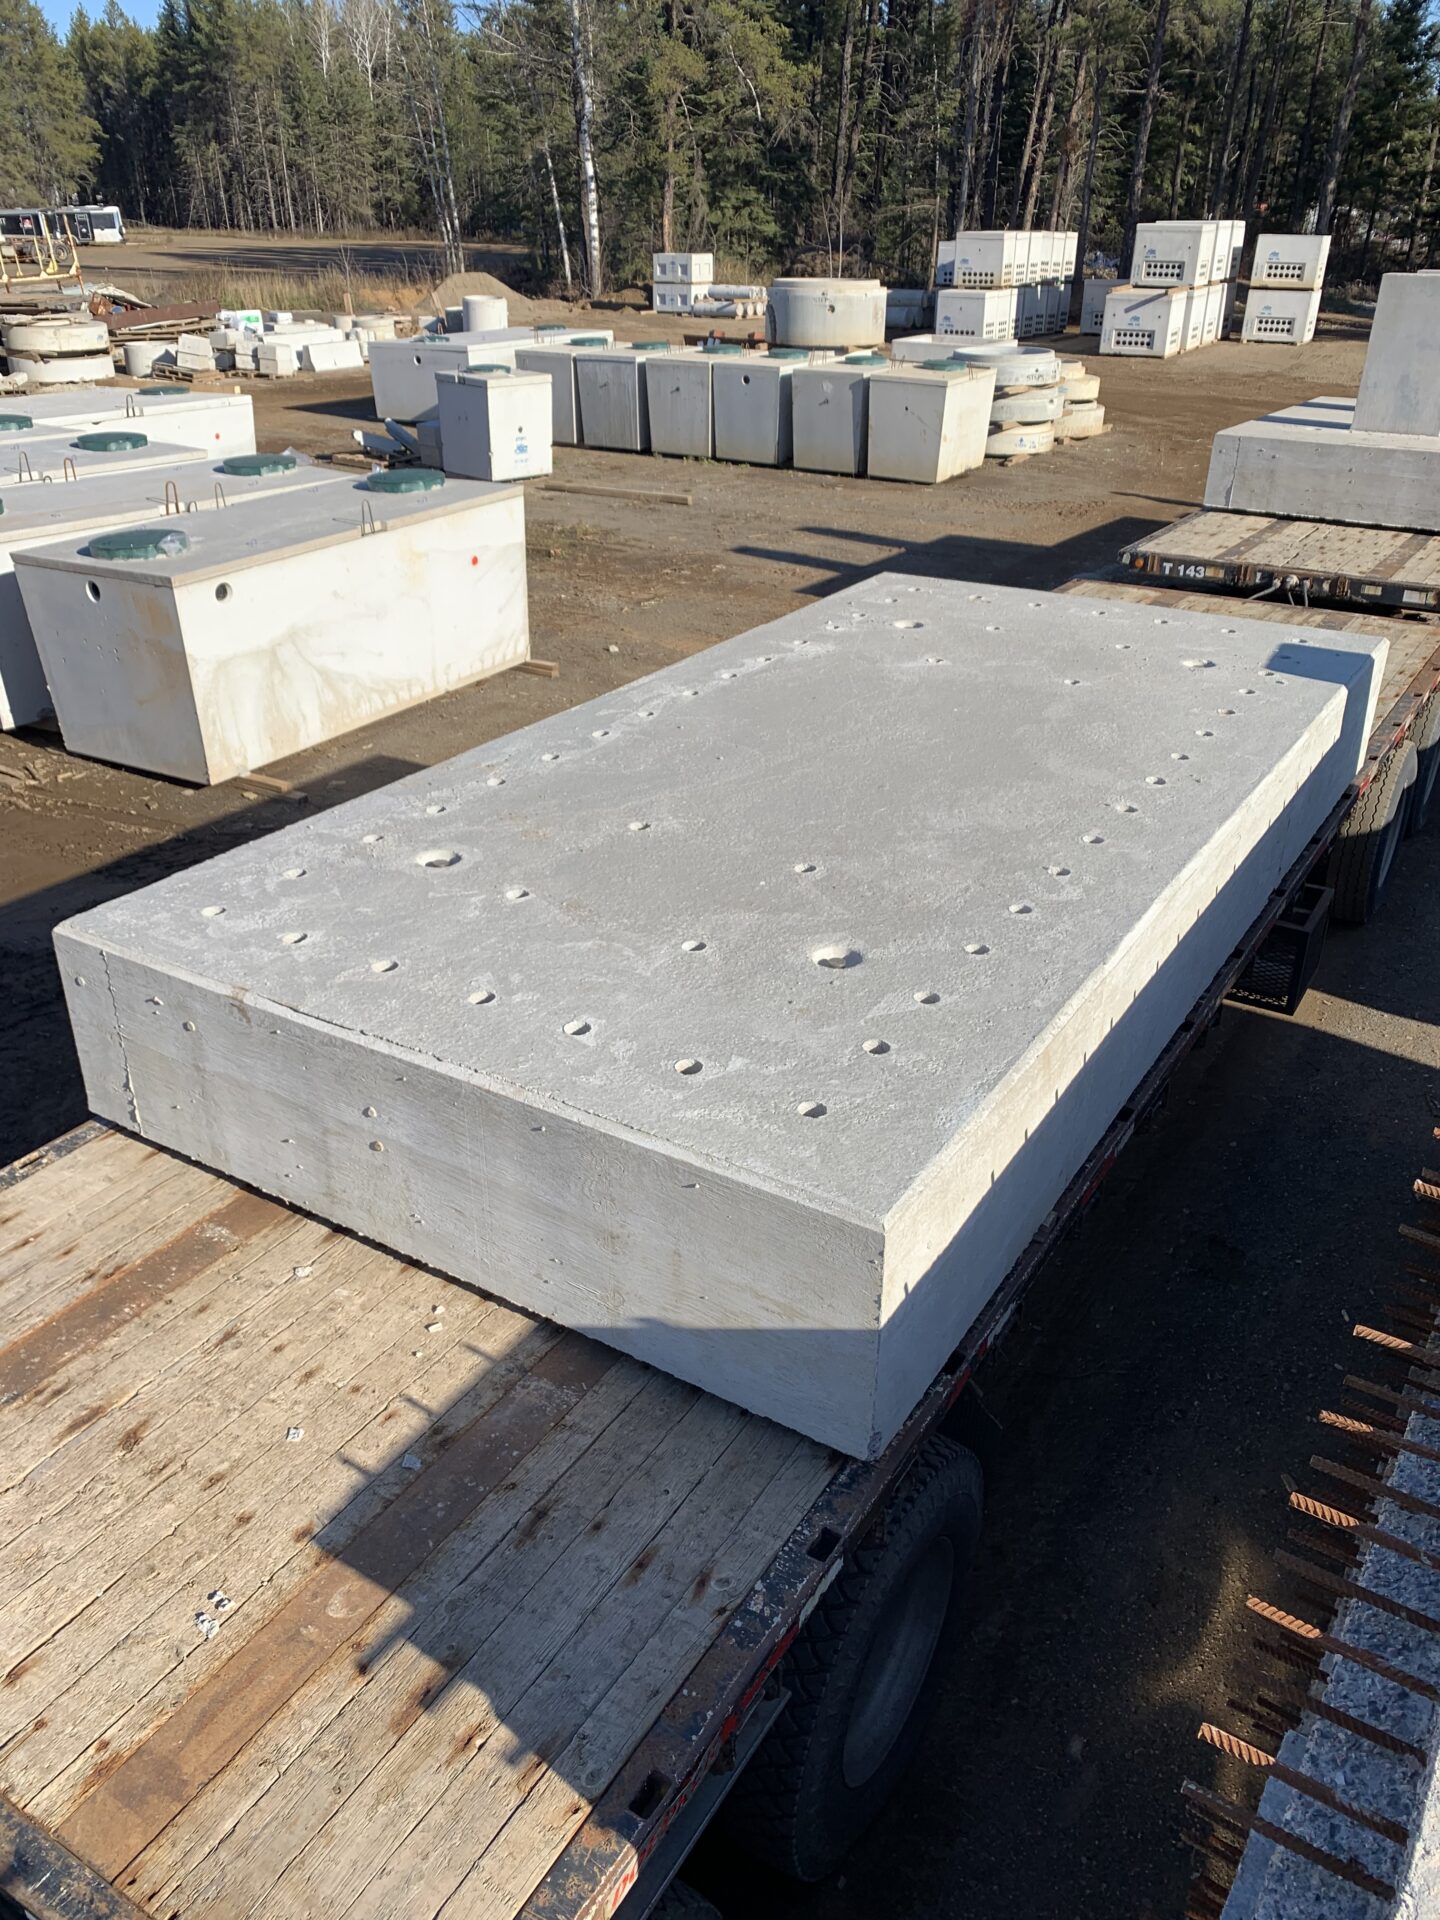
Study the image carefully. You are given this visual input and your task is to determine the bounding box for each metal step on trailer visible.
[1119,509,1440,614]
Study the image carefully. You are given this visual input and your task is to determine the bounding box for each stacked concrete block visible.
[790,355,884,476]
[1251,232,1330,290]
[885,289,932,331]
[513,335,613,446]
[935,288,1018,341]
[52,576,1386,1456]
[258,340,300,379]
[1354,273,1440,437]
[1055,358,1104,440]
[1,315,115,387]
[17,471,530,784]
[867,361,995,482]
[301,338,366,374]
[1132,220,1221,287]
[645,352,715,459]
[0,455,347,730]
[652,252,715,312]
[1100,285,1185,357]
[1015,283,1067,337]
[1204,395,1440,531]
[936,230,1077,293]
[1240,287,1321,345]
[434,369,553,481]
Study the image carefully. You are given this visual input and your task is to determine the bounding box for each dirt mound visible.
[419,271,538,326]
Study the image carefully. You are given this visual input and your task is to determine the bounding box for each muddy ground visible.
[3,250,1435,1919]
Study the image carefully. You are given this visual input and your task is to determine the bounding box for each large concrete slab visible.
[2,433,215,485]
[1205,395,1440,530]
[0,390,255,457]
[0,456,349,731]
[1353,271,1440,437]
[55,578,1384,1456]
[18,474,528,783]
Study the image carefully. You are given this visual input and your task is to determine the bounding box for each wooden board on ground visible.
[0,1129,836,1920]
[1119,508,1440,613]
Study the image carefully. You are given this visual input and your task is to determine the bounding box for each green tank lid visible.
[572,335,609,346]
[138,386,186,397]
[767,347,810,360]
[844,352,887,365]
[89,526,190,561]
[535,324,569,334]
[629,340,671,352]
[920,358,961,370]
[467,363,511,375]
[221,452,297,477]
[365,467,446,493]
[0,414,33,431]
[75,430,147,452]
[701,341,745,354]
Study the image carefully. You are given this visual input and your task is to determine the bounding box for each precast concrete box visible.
[1240,286,1321,345]
[936,289,1017,340]
[0,390,255,458]
[712,358,797,465]
[1251,233,1331,290]
[1100,286,1186,357]
[867,363,995,482]
[17,472,530,784]
[435,369,554,481]
[653,252,715,285]
[52,576,1386,1457]
[791,359,880,475]
[766,279,886,350]
[576,346,673,451]
[370,337,522,425]
[3,431,213,485]
[1205,395,1440,530]
[1353,274,1440,438]
[947,231,1024,287]
[0,455,349,731]
[1080,278,1116,333]
[1131,220,1220,288]
[645,353,714,459]
[513,337,612,445]
[652,284,709,313]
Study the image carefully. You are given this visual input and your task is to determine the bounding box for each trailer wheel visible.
[1405,693,1440,836]
[1329,739,1416,926]
[724,1435,982,1883]
[650,1881,722,1919]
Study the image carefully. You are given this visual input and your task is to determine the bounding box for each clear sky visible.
[41,0,163,31]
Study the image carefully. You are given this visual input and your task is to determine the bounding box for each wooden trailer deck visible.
[0,1129,837,1920]
[1117,509,1440,613]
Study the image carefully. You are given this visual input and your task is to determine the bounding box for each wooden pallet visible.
[1120,509,1440,613]
[0,1131,835,1920]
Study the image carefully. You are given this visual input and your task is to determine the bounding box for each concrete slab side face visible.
[18,478,529,783]
[0,392,256,459]
[55,578,1385,1455]
[1353,273,1440,437]
[576,353,656,452]
[712,363,795,466]
[1204,397,1440,530]
[791,367,869,475]
[645,356,714,459]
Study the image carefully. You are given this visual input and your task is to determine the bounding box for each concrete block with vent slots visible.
[53,577,1386,1457]
[16,471,528,784]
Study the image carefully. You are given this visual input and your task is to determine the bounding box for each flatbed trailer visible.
[1,588,1437,1920]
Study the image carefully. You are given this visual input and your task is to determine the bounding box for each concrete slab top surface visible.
[63,576,1384,1228]
[0,459,343,539]
[15,473,524,583]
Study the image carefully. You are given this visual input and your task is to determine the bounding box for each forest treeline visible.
[1,0,1436,295]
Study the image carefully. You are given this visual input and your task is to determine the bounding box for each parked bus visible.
[0,203,125,245]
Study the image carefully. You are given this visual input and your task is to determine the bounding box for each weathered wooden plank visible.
[252,1392,747,1920]
[0,1131,150,1270]
[57,1336,612,1880]
[0,1790,143,1920]
[120,1355,661,1915]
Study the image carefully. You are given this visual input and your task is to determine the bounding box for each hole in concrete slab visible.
[914,990,940,1005]
[86,581,101,604]
[564,1019,591,1036]
[812,945,861,970]
[1008,902,1033,915]
[1047,865,1070,877]
[628,820,650,833]
[1146,776,1166,786]
[1238,688,1256,696]
[796,1101,827,1118]
[200,905,225,917]
[1114,802,1137,813]
[892,619,923,630]
[1217,707,1236,716]
[370,959,398,973]
[369,1139,385,1153]
[362,833,383,844]
[425,803,446,815]
[505,886,529,900]
[639,709,656,718]
[280,931,308,945]
[862,1039,890,1055]
[1113,642,1131,650]
[468,990,495,1005]
[794,862,816,874]
[592,729,610,738]
[1082,833,1105,845]
[1196,728,1215,738]
[984,624,1001,633]
[282,866,305,879]
[1064,678,1081,686]
[418,850,462,869]
[542,752,560,762]
[1182,658,1214,671]
[675,1058,703,1075]
[487,775,505,786]
[1171,753,1189,762]
[682,939,707,952]
[926,656,948,666]
[363,1104,378,1118]
[215,583,232,603]
[684,689,699,698]
[964,942,989,955]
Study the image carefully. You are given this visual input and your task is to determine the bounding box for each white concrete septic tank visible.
[0,390,256,458]
[15,468,530,784]
[767,278,887,350]
[0,451,349,732]
[52,576,1385,1456]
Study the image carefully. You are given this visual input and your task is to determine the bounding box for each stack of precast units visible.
[1100,220,1243,357]
[934,230,1078,341]
[1240,233,1330,345]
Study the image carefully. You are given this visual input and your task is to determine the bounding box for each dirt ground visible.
[3,255,1435,1919]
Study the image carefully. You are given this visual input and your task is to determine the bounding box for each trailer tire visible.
[723,1436,982,1883]
[1404,693,1440,836]
[650,1882,723,1919]
[1329,739,1416,926]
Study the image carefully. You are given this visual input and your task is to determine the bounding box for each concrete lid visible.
[57,574,1385,1225]
[0,461,344,545]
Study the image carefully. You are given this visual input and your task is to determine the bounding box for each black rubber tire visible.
[1405,693,1440,837]
[722,1436,983,1882]
[650,1881,723,1919]
[1329,739,1416,926]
